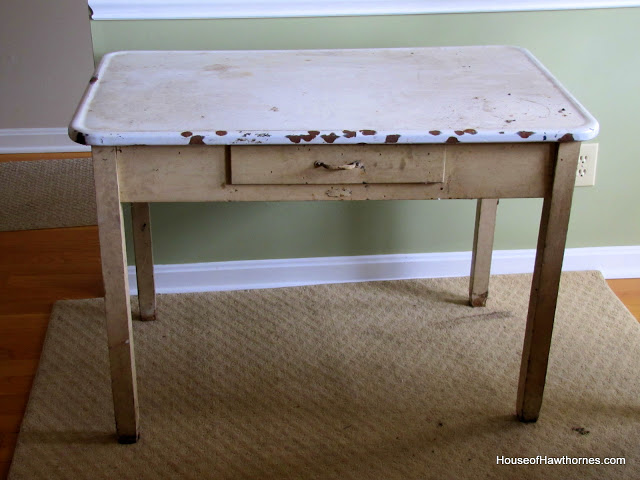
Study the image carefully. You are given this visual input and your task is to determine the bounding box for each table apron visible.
[104,143,556,202]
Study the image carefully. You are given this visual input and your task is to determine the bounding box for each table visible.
[69,46,598,444]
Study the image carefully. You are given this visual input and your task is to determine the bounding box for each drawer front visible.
[230,145,445,185]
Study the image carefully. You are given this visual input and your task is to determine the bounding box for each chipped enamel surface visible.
[69,46,598,146]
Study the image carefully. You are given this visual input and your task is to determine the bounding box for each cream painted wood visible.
[517,141,581,422]
[116,146,227,202]
[116,143,553,202]
[230,145,446,185]
[469,199,498,307]
[92,146,139,443]
[106,139,581,436]
[131,202,156,321]
[443,143,554,199]
[70,47,598,442]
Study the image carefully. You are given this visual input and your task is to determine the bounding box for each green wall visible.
[91,8,640,265]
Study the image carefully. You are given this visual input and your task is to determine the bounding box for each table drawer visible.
[230,145,445,185]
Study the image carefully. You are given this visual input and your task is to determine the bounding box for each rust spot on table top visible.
[558,133,575,142]
[321,133,339,143]
[74,132,86,145]
[455,129,478,136]
[385,134,400,143]
[286,130,321,143]
[189,135,205,145]
[446,136,460,144]
[517,131,535,139]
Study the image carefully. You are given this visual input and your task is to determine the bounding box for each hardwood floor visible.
[0,225,638,478]
[0,151,91,163]
[607,278,640,321]
[0,226,102,478]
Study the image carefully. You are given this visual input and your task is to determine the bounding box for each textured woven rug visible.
[9,271,640,479]
[0,158,96,231]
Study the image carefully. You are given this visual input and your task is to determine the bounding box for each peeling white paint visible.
[70,47,598,146]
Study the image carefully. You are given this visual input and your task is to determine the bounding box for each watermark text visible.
[496,455,625,466]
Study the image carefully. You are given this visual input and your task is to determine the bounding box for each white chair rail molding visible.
[88,0,640,20]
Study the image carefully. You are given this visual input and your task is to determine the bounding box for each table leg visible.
[93,147,140,443]
[469,198,498,307]
[131,202,156,321]
[516,142,580,422]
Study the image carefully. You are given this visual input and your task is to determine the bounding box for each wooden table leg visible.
[131,202,156,321]
[517,142,580,422]
[93,147,140,443]
[469,198,498,307]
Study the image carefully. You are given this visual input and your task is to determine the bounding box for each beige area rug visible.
[0,158,96,231]
[9,272,640,479]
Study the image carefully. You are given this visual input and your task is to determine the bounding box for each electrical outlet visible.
[575,143,598,187]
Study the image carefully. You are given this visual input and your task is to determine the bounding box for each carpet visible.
[9,271,640,479]
[0,158,96,231]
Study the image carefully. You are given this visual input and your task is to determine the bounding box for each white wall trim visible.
[0,128,90,154]
[89,0,640,20]
[128,246,640,295]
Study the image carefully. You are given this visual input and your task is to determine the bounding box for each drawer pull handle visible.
[314,160,364,171]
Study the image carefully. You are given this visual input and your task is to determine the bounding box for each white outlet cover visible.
[576,143,598,187]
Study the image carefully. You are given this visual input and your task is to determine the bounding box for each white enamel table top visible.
[69,46,598,146]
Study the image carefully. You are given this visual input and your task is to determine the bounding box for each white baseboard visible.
[128,246,640,295]
[0,128,90,154]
